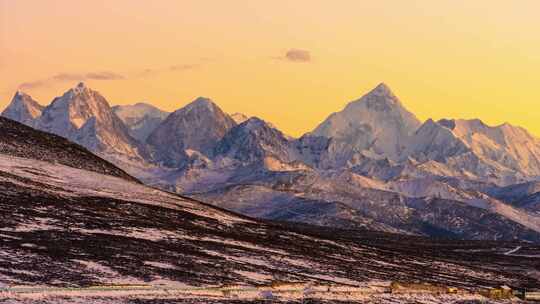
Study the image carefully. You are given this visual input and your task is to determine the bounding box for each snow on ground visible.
[0,283,522,304]
[0,155,251,227]
[504,246,522,255]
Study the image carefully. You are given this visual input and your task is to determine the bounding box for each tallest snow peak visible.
[373,82,393,94]
[311,82,421,163]
[363,82,401,106]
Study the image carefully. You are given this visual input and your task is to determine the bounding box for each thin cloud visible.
[271,49,312,63]
[285,49,311,62]
[18,71,125,90]
[138,64,201,78]
[85,71,125,80]
[52,72,124,81]
[51,73,85,82]
[136,68,156,78]
[17,64,197,90]
[19,80,48,90]
[170,64,199,71]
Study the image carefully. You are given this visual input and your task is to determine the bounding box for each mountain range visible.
[2,115,539,292]
[3,82,540,242]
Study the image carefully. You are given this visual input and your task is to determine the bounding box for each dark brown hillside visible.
[0,117,138,182]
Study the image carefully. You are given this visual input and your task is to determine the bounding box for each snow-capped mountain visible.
[213,117,303,168]
[6,81,540,243]
[310,83,421,167]
[35,82,146,159]
[441,118,540,176]
[405,118,540,184]
[112,102,169,142]
[146,97,236,167]
[1,91,43,127]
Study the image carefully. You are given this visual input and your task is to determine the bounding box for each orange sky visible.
[1,0,539,137]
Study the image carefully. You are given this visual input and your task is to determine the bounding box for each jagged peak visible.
[496,122,532,136]
[230,112,249,124]
[241,117,267,128]
[372,82,393,95]
[414,119,459,139]
[189,96,215,108]
[365,82,398,100]
[69,82,91,95]
[12,90,36,101]
[50,83,95,103]
[2,90,43,124]
[43,83,113,119]
[171,97,221,115]
[223,117,276,137]
[14,90,25,98]
[437,118,456,130]
[344,82,405,113]
[439,118,515,132]
[234,117,287,138]
[458,118,486,128]
[8,90,41,108]
[435,118,538,143]
[420,118,439,129]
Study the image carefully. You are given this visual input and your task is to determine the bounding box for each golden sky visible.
[1,0,539,137]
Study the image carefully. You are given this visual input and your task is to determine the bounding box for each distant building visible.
[480,286,513,300]
[524,291,540,301]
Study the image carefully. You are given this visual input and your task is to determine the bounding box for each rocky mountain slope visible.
[0,122,539,290]
[0,116,136,182]
[34,82,146,160]
[146,97,236,167]
[188,169,540,242]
